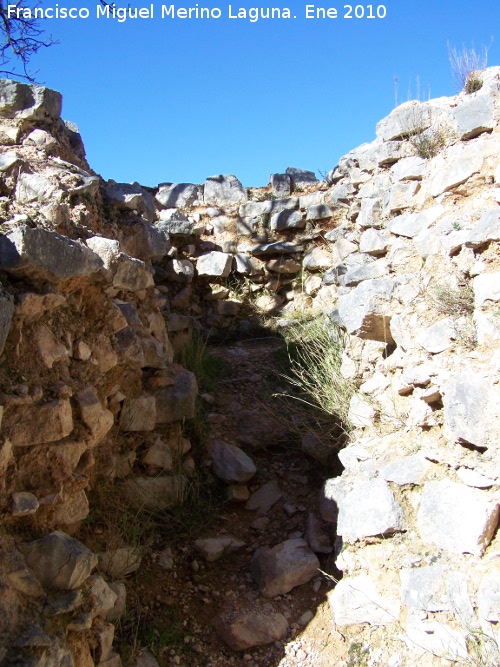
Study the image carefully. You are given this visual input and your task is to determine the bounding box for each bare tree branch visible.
[0,0,57,82]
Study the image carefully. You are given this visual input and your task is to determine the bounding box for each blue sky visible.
[26,0,498,188]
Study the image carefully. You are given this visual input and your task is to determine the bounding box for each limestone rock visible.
[204,174,247,205]
[466,208,500,247]
[196,251,233,278]
[157,208,194,236]
[52,490,90,525]
[250,241,303,256]
[404,609,467,659]
[338,278,396,344]
[155,182,201,208]
[329,574,401,626]
[121,475,187,510]
[474,272,500,307]
[120,395,157,432]
[453,94,496,140]
[400,564,448,611]
[478,574,500,622]
[305,514,333,554]
[269,173,291,197]
[194,536,246,562]
[142,439,173,470]
[245,479,282,514]
[270,209,304,231]
[306,203,332,221]
[0,226,103,282]
[285,167,318,188]
[443,372,500,448]
[213,608,288,651]
[319,477,350,523]
[417,480,500,555]
[348,393,376,428]
[113,254,154,290]
[337,479,405,543]
[8,399,73,447]
[105,181,156,222]
[210,440,257,483]
[75,387,113,445]
[381,454,431,485]
[417,317,455,354]
[251,538,319,597]
[12,491,39,516]
[88,574,118,619]
[302,246,331,271]
[429,140,486,197]
[98,547,142,578]
[359,228,390,256]
[155,370,197,423]
[35,324,69,368]
[0,79,62,120]
[20,531,97,590]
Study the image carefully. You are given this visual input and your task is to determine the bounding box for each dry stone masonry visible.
[0,66,500,666]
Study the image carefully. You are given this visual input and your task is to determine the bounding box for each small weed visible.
[347,642,369,667]
[431,284,474,317]
[448,41,491,93]
[276,317,355,430]
[452,221,463,230]
[175,330,225,394]
[408,125,447,159]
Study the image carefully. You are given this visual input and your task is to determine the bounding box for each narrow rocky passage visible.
[109,336,345,667]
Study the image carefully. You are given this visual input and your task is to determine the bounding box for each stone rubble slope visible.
[0,65,499,666]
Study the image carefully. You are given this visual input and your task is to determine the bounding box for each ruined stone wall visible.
[0,66,500,665]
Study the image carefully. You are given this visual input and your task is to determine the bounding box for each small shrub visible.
[448,41,491,93]
[431,284,474,317]
[277,317,355,428]
[409,126,447,159]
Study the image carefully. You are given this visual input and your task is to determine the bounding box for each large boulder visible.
[203,174,247,205]
[0,79,62,120]
[0,226,103,283]
[155,182,202,208]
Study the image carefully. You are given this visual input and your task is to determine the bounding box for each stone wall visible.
[1,66,500,665]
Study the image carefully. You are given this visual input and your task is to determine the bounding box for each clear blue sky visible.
[29,0,497,188]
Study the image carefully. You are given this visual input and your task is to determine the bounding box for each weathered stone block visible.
[210,439,256,483]
[251,538,319,597]
[0,226,103,283]
[155,182,201,208]
[337,479,405,543]
[8,399,73,447]
[338,278,396,343]
[0,79,62,120]
[196,251,233,278]
[329,575,401,626]
[443,372,500,449]
[20,531,97,590]
[120,395,156,432]
[204,174,247,205]
[417,480,500,555]
[213,608,288,651]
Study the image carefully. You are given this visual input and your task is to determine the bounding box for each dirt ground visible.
[88,336,355,666]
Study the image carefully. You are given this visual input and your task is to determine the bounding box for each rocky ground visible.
[84,336,353,667]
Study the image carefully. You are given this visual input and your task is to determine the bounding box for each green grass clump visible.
[278,317,355,429]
